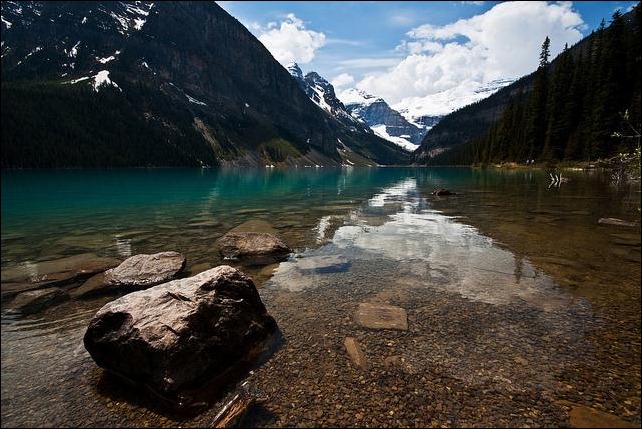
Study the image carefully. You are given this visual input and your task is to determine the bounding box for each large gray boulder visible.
[104,251,186,288]
[83,266,277,397]
[217,233,291,265]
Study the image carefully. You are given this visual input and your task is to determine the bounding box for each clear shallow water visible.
[1,167,640,427]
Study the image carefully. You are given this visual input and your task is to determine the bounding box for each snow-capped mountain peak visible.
[286,64,370,132]
[393,78,515,127]
[285,62,302,80]
[338,88,380,106]
[338,87,426,151]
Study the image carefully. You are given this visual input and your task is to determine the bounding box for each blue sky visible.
[218,1,638,105]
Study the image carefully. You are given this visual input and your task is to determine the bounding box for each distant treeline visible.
[0,81,218,168]
[429,6,641,166]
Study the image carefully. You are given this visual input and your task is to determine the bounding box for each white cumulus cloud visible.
[356,1,585,104]
[331,73,355,89]
[257,13,326,65]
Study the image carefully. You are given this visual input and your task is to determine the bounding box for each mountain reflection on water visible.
[273,177,568,311]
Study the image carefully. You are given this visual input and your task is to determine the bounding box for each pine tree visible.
[543,46,572,160]
[539,36,551,68]
[523,36,551,161]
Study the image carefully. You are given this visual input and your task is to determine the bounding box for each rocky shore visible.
[1,208,639,428]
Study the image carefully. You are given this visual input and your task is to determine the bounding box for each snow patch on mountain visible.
[5,1,22,15]
[93,70,121,92]
[125,2,153,17]
[371,125,418,152]
[107,1,154,36]
[338,88,380,107]
[16,45,42,65]
[186,93,207,106]
[110,11,129,34]
[1,15,13,28]
[309,83,333,115]
[133,17,145,30]
[67,40,80,58]
[97,55,115,63]
[96,50,120,64]
[393,78,515,122]
[66,76,90,84]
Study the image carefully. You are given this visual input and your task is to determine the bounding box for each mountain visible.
[286,65,423,152]
[392,78,515,139]
[1,1,409,168]
[393,78,514,124]
[332,78,515,153]
[415,5,641,165]
[339,88,425,152]
[286,63,370,133]
[414,77,526,162]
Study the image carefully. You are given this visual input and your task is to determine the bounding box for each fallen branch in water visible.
[212,385,254,428]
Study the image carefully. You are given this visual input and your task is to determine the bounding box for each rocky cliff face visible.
[286,63,371,133]
[1,1,408,167]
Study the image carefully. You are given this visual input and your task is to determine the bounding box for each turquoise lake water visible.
[1,167,640,427]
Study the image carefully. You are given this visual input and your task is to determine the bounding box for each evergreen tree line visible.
[430,7,641,166]
[1,81,219,168]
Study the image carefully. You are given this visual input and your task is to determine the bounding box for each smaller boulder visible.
[105,251,186,289]
[217,233,291,265]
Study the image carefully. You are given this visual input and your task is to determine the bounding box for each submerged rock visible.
[432,189,453,196]
[356,302,408,331]
[566,403,637,428]
[1,281,51,304]
[10,287,70,314]
[228,219,278,234]
[295,255,350,274]
[70,272,112,299]
[217,233,291,265]
[0,254,120,286]
[83,266,277,397]
[104,251,186,288]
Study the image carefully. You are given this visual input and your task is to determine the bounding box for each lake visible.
[1,167,640,427]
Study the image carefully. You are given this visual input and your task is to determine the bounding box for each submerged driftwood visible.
[212,382,254,428]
